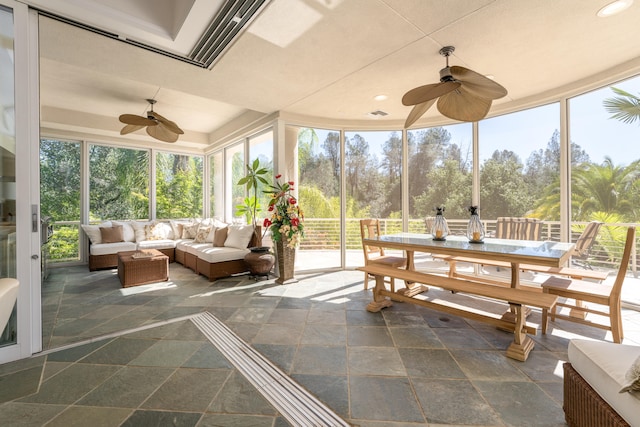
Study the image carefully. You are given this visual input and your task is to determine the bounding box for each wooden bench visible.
[435,254,609,282]
[358,264,558,362]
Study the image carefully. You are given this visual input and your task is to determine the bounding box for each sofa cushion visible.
[569,339,640,425]
[224,224,254,249]
[137,239,177,250]
[131,221,151,242]
[81,221,112,244]
[185,242,213,256]
[197,246,249,263]
[100,225,124,243]
[89,241,136,256]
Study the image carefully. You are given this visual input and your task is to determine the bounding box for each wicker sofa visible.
[564,339,640,427]
[83,220,260,281]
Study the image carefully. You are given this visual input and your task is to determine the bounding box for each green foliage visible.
[235,158,271,226]
[47,226,80,262]
[155,153,203,219]
[603,87,640,125]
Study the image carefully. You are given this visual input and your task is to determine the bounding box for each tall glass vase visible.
[275,239,296,284]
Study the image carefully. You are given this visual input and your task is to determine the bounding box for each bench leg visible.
[506,304,535,362]
[366,274,393,312]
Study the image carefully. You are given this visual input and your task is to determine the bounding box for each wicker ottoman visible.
[117,250,169,288]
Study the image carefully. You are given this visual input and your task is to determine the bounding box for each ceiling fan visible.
[119,99,184,143]
[402,46,508,128]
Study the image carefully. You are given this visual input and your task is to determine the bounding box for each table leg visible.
[500,262,531,325]
[366,274,393,312]
[396,251,429,297]
[506,303,535,361]
[569,300,588,319]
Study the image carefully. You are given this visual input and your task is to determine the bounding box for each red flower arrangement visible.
[263,174,304,248]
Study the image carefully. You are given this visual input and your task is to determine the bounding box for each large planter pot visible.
[275,239,297,284]
[244,247,275,279]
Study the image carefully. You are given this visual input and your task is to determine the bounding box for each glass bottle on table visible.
[431,206,449,241]
[467,205,485,243]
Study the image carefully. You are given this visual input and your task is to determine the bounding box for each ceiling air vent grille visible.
[368,110,389,117]
[190,0,270,69]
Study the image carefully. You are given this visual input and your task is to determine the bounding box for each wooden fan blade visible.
[151,112,184,135]
[146,122,179,143]
[437,86,492,122]
[120,124,144,135]
[449,66,507,100]
[119,114,156,126]
[404,98,437,129]
[402,81,460,106]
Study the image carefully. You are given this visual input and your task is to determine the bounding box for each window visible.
[248,130,274,225]
[40,139,81,262]
[209,151,223,219]
[297,126,341,269]
[344,130,402,267]
[479,104,560,237]
[225,143,245,222]
[407,123,472,234]
[155,152,202,219]
[90,145,150,221]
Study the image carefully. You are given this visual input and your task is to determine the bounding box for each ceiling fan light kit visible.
[119,99,184,143]
[402,46,507,128]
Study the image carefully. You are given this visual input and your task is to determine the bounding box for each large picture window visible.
[155,152,203,219]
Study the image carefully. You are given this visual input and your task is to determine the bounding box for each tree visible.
[480,150,534,218]
[571,157,639,221]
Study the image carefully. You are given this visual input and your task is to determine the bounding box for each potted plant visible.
[236,158,270,250]
[263,174,305,284]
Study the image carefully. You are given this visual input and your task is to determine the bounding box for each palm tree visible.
[571,157,638,220]
[603,87,640,125]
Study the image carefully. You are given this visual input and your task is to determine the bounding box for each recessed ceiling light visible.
[597,0,633,17]
[374,95,388,101]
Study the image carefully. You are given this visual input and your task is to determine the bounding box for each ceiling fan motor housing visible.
[439,67,455,82]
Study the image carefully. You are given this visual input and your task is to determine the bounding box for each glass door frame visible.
[0,0,41,364]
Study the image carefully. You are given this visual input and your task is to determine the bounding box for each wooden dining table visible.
[361,233,576,361]
[363,232,575,295]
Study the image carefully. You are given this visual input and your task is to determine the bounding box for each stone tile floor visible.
[1,264,639,426]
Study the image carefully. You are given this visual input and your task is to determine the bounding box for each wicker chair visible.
[360,219,406,292]
[542,226,635,343]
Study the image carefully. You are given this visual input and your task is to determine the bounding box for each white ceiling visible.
[24,0,640,148]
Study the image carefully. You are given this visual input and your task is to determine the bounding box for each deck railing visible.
[46,218,638,276]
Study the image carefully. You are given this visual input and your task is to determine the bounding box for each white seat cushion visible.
[185,242,213,255]
[197,246,249,263]
[176,240,196,252]
[89,242,136,256]
[568,339,640,425]
[137,239,176,250]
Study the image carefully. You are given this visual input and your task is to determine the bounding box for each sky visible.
[311,74,640,168]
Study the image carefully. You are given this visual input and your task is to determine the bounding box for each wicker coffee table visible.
[117,250,169,288]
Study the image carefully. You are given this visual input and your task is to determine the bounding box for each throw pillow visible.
[169,220,184,240]
[146,222,172,240]
[81,221,112,244]
[131,221,150,242]
[194,226,212,243]
[620,355,640,394]
[213,226,228,247]
[181,222,199,239]
[224,224,254,249]
[99,225,124,243]
[112,221,135,242]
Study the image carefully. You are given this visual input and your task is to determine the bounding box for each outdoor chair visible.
[541,226,635,343]
[571,221,603,270]
[495,216,543,240]
[360,219,406,292]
